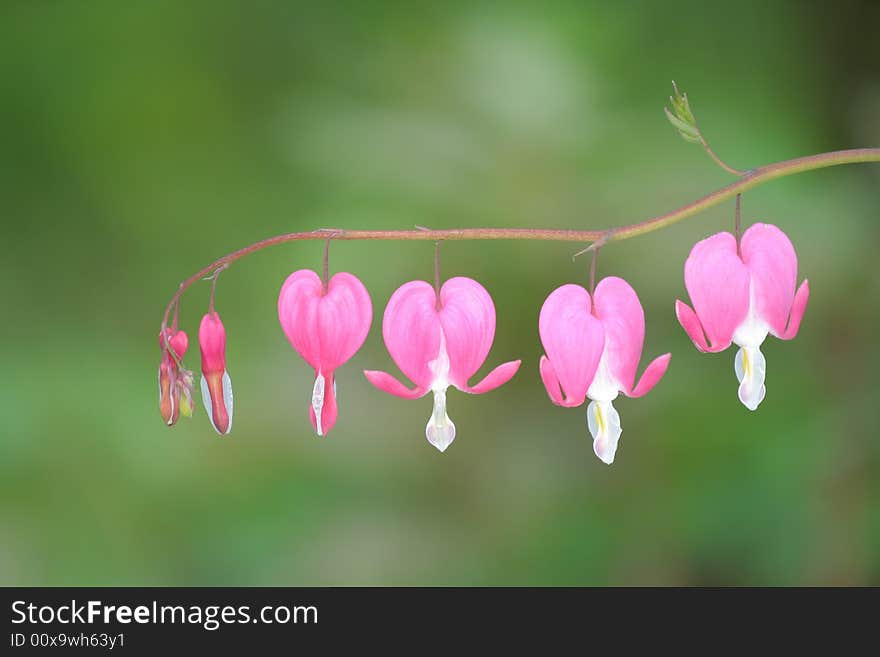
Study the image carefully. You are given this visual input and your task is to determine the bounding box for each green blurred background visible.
[1,0,878,586]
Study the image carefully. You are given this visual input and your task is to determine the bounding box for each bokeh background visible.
[1,0,878,586]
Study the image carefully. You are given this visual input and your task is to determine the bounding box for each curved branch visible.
[160,147,880,333]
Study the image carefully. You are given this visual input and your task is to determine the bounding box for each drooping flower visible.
[158,328,192,426]
[539,277,671,464]
[364,276,521,452]
[278,269,372,436]
[199,312,233,435]
[675,223,809,411]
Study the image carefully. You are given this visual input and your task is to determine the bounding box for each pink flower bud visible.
[199,312,233,435]
[158,328,189,426]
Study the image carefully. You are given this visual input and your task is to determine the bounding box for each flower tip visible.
[308,371,338,437]
[200,371,233,435]
[587,400,621,465]
[594,445,616,465]
[426,420,456,452]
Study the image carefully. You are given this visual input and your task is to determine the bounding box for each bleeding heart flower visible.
[278,269,372,436]
[199,312,234,435]
[539,277,671,464]
[675,223,809,411]
[158,328,192,426]
[364,276,521,452]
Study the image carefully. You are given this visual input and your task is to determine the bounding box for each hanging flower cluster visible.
[157,221,809,464]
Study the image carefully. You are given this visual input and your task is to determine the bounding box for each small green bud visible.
[665,81,702,144]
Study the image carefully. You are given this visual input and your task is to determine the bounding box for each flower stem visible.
[700,136,745,176]
[322,235,332,293]
[735,193,742,255]
[160,147,880,335]
[434,241,442,310]
[208,267,224,313]
[589,246,599,298]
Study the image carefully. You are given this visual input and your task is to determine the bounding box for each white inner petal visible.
[425,331,455,452]
[587,399,622,465]
[731,279,770,411]
[734,345,766,411]
[732,279,770,348]
[221,370,234,434]
[200,375,215,432]
[426,387,456,452]
[586,348,621,403]
[312,371,326,436]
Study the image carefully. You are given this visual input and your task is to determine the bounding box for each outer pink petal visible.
[683,231,750,351]
[363,370,427,399]
[539,355,583,407]
[780,279,809,340]
[159,328,188,359]
[199,312,227,373]
[593,277,644,393]
[278,270,372,371]
[381,280,441,389]
[438,277,496,389]
[628,353,671,398]
[675,300,710,352]
[317,273,373,370]
[462,360,521,394]
[538,284,605,405]
[740,223,798,338]
[278,269,323,368]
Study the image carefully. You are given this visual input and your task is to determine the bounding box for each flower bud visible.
[158,328,189,426]
[199,312,233,435]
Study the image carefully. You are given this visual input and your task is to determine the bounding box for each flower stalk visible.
[159,148,880,337]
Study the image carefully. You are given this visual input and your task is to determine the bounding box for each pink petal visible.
[683,231,750,351]
[309,371,338,434]
[538,284,605,406]
[363,369,427,399]
[592,277,645,393]
[462,360,521,394]
[628,353,671,398]
[437,277,497,389]
[199,312,227,374]
[780,279,809,340]
[278,269,322,367]
[278,270,372,371]
[740,223,799,338]
[675,300,710,352]
[381,280,441,389]
[539,355,582,407]
[159,328,188,359]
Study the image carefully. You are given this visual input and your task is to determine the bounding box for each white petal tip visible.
[426,422,456,452]
[594,445,617,465]
[201,373,234,435]
[738,386,765,412]
[426,388,456,452]
[734,346,766,412]
[311,372,325,436]
[587,400,622,465]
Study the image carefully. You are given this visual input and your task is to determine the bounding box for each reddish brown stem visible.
[159,147,880,336]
